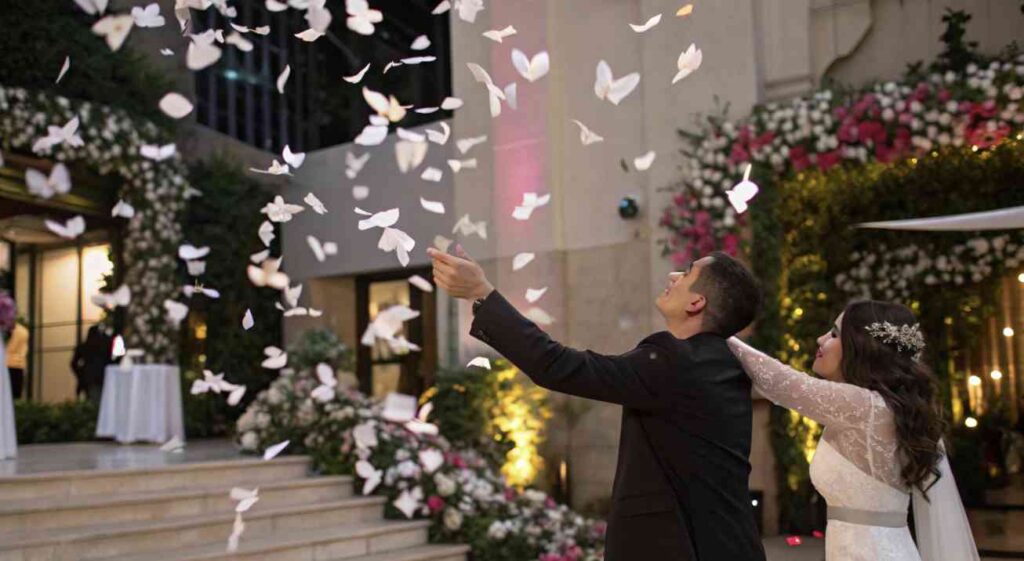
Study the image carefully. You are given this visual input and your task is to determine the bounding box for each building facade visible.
[1,0,1018,534]
[276,0,1022,532]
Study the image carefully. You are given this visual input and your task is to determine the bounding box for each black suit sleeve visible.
[469,290,678,410]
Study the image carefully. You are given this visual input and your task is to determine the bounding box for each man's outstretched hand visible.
[427,245,495,300]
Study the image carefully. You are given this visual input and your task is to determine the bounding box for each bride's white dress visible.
[728,338,979,561]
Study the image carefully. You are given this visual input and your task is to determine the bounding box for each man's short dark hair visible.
[690,251,762,337]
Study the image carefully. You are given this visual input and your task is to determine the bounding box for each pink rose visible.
[816,149,842,170]
[426,495,445,512]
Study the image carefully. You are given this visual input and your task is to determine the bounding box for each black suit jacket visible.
[470,291,765,561]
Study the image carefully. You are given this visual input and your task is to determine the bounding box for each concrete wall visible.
[278,121,456,284]
[825,0,1023,88]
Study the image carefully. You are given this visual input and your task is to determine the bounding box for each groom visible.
[428,247,766,561]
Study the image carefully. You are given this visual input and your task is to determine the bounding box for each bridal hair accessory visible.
[865,321,926,361]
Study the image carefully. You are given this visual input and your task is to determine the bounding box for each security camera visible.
[618,195,640,219]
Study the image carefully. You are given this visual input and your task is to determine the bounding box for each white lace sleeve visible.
[727,337,883,429]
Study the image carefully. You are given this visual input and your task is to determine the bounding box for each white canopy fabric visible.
[855,206,1024,231]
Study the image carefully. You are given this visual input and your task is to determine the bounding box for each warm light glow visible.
[493,366,548,487]
[968,375,982,387]
[1018,272,1024,283]
[793,307,804,319]
[195,323,208,340]
[965,417,978,428]
[81,244,115,322]
[991,369,1004,381]
[1003,327,1015,337]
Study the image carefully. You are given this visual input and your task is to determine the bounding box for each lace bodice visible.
[728,338,907,492]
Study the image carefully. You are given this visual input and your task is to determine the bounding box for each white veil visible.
[912,442,979,561]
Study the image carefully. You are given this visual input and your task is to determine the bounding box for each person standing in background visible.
[5,319,28,399]
[71,324,113,404]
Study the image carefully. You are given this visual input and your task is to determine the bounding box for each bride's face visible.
[813,313,844,381]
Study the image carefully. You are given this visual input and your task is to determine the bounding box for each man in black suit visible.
[427,246,766,561]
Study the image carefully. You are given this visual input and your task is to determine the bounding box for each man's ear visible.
[686,294,707,314]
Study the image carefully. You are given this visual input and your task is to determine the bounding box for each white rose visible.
[255,412,271,429]
[267,387,284,405]
[443,507,464,531]
[488,520,509,540]
[434,473,457,497]
[240,431,259,450]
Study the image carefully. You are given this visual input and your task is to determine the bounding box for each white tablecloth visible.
[0,338,16,459]
[96,364,185,444]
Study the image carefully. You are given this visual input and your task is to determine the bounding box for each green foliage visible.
[425,359,521,470]
[0,0,171,123]
[287,328,354,373]
[757,139,1024,529]
[15,400,98,444]
[180,157,283,436]
[934,9,980,74]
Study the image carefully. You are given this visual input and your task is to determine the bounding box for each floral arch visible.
[0,85,189,363]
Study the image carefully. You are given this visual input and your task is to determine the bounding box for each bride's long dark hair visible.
[839,300,947,495]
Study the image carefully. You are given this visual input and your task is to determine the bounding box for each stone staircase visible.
[971,475,1024,560]
[0,454,469,561]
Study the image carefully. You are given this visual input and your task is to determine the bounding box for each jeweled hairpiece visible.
[865,321,926,361]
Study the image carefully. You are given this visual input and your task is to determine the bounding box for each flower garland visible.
[237,367,605,561]
[0,85,189,363]
[661,52,1024,284]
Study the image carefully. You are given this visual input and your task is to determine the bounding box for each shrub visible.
[15,399,98,444]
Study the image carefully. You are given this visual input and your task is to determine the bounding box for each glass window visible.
[193,0,451,153]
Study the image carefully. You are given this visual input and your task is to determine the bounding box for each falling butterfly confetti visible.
[511,49,550,82]
[26,164,71,199]
[595,60,640,105]
[55,56,70,84]
[512,252,535,271]
[630,14,662,33]
[482,25,516,43]
[726,164,759,213]
[467,356,491,369]
[45,215,85,239]
[673,43,703,84]
[263,440,290,460]
[344,63,371,84]
[571,119,604,145]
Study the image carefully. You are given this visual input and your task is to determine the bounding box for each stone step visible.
[97,520,435,561]
[0,496,387,561]
[987,476,1024,507]
[0,456,311,502]
[972,505,1024,559]
[0,474,354,534]
[970,507,1024,543]
[344,544,472,561]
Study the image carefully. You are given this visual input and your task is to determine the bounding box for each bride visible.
[728,299,978,561]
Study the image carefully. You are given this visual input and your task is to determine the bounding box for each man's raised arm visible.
[428,246,674,410]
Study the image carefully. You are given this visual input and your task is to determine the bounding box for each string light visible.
[1004,327,1015,337]
[1018,272,1024,283]
[991,369,1003,381]
[965,417,978,428]
[968,375,982,386]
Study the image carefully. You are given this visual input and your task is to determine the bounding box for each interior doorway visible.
[1,153,119,403]
[355,267,437,399]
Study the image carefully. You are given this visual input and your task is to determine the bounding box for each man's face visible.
[656,256,713,320]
